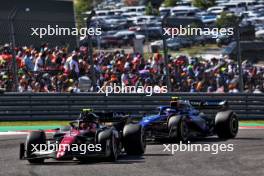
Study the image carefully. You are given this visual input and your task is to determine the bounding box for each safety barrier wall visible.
[0,93,263,120]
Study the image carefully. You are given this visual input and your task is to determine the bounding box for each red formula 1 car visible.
[19,109,146,164]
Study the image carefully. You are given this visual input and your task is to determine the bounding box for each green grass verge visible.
[239,120,264,126]
[240,120,264,124]
[0,121,69,126]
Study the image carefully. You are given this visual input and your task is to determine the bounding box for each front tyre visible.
[215,110,239,139]
[26,131,46,164]
[168,116,189,142]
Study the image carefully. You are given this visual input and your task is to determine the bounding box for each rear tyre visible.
[26,131,46,164]
[215,110,239,139]
[123,123,146,155]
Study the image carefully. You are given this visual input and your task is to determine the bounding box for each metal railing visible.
[0,93,263,121]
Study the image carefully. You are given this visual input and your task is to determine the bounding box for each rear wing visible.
[94,111,135,130]
[189,100,228,110]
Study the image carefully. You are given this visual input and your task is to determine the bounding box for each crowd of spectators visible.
[0,43,263,93]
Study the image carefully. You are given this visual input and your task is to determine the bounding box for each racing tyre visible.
[215,110,239,139]
[168,116,189,142]
[123,123,146,155]
[107,134,118,161]
[97,129,119,162]
[26,131,46,164]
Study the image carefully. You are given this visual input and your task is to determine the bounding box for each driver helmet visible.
[170,97,185,109]
[170,97,180,108]
[79,109,99,123]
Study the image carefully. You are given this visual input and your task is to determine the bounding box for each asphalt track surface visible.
[0,129,263,176]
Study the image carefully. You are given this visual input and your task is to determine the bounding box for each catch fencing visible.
[0,93,263,121]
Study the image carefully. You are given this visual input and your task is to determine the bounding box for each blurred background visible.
[0,0,264,93]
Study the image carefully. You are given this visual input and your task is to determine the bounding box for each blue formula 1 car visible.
[138,97,239,142]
